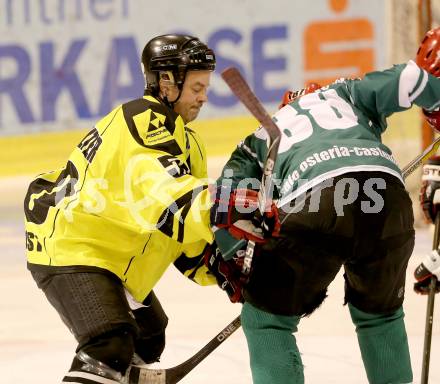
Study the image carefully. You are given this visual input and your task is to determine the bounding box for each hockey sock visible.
[241,302,303,384]
[348,303,413,384]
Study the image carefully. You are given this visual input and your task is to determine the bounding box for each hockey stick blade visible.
[128,316,241,384]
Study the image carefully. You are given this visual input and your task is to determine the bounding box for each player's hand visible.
[414,249,440,294]
[251,206,280,238]
[212,227,247,260]
[204,243,248,303]
[420,156,440,223]
[423,108,440,132]
[210,187,280,242]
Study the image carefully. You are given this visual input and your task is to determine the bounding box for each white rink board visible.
[1,160,440,383]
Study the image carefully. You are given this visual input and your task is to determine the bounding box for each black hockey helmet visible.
[141,34,216,95]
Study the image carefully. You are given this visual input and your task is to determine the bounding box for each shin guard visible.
[349,304,413,384]
[241,302,303,384]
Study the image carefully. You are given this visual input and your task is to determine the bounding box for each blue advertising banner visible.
[0,0,386,135]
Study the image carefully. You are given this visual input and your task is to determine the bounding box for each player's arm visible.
[173,241,247,303]
[210,125,284,261]
[347,61,440,124]
[173,241,217,286]
[349,27,440,129]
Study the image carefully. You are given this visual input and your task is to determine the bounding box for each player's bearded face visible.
[173,70,211,123]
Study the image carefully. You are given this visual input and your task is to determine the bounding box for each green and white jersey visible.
[220,60,440,207]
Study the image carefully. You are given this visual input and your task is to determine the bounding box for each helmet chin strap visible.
[158,70,184,108]
[165,88,183,108]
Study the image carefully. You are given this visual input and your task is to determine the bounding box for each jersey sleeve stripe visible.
[398,60,426,107]
[409,70,428,103]
[174,252,204,274]
[187,129,204,160]
[177,202,192,242]
[157,185,208,241]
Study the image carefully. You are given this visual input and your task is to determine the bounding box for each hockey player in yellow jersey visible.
[25,34,217,383]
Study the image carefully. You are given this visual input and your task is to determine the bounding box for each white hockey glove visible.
[414,249,440,294]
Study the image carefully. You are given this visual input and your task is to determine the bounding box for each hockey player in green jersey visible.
[25,34,217,383]
[210,27,440,383]
[414,28,440,292]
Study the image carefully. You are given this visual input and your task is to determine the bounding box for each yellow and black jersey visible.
[24,93,215,302]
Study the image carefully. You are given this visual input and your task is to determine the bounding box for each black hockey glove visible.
[414,249,440,295]
[204,243,249,303]
[420,156,440,223]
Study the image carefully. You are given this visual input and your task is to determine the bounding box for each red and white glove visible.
[210,187,280,243]
[278,82,321,109]
[420,156,440,223]
[423,109,440,132]
[416,27,440,132]
[414,249,440,295]
[204,244,248,303]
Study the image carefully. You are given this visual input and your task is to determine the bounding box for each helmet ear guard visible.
[158,71,176,84]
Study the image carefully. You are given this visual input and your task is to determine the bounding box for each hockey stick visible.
[127,315,241,384]
[421,213,439,384]
[221,67,282,275]
[401,135,440,178]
